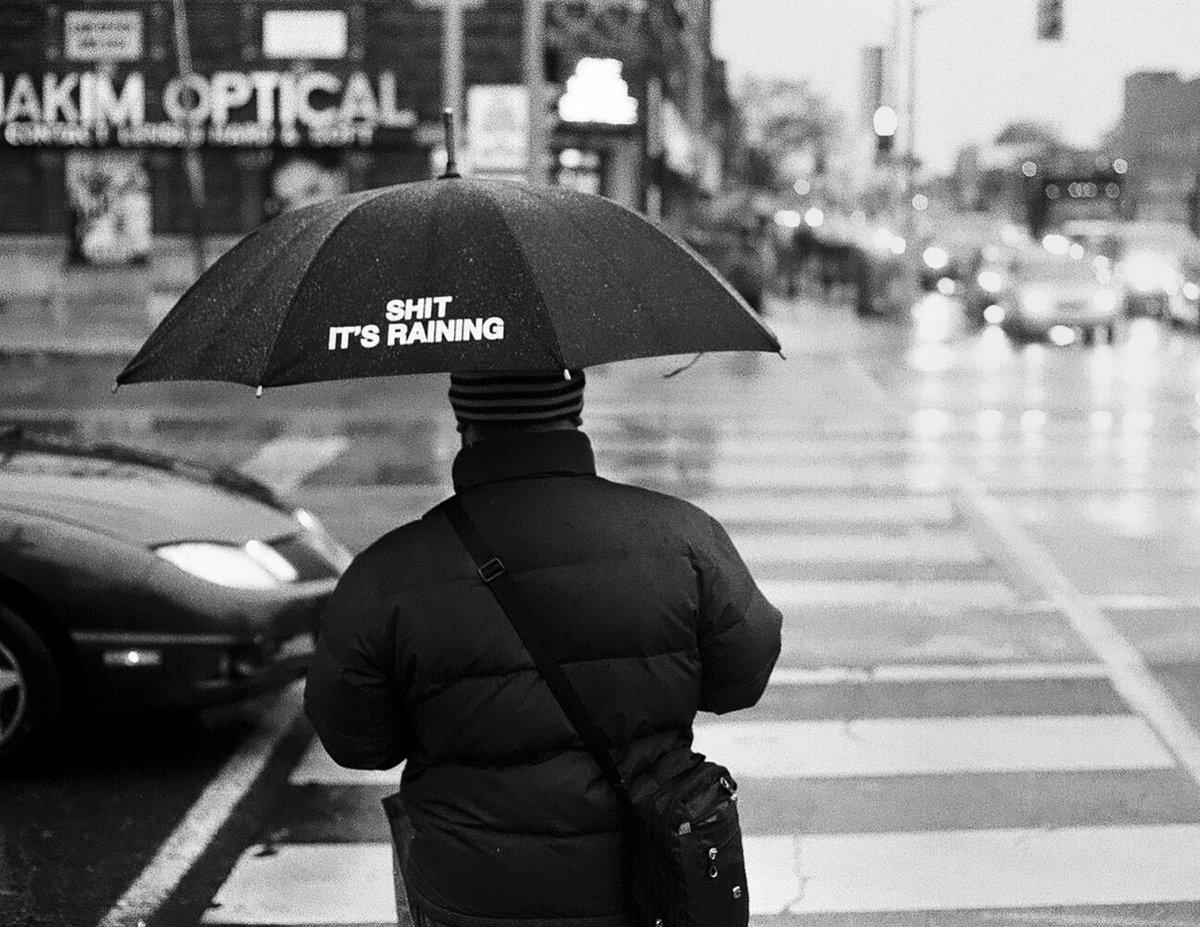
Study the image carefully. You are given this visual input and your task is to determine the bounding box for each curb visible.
[0,339,143,358]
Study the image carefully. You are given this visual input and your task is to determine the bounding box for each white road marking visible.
[295,715,1169,787]
[290,741,403,786]
[239,435,350,493]
[97,684,302,927]
[732,530,982,564]
[616,461,935,491]
[782,825,1200,913]
[201,826,1200,923]
[201,844,394,925]
[692,715,1173,779]
[769,661,1109,685]
[759,579,1018,609]
[845,357,1200,791]
[691,494,956,526]
[958,484,1200,791]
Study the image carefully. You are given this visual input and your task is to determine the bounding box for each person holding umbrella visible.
[302,366,782,926]
[115,116,784,926]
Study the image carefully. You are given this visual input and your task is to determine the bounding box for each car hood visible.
[0,464,298,548]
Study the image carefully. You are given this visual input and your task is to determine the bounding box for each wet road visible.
[4,292,1200,925]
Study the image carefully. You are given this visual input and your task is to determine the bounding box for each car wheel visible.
[0,602,65,765]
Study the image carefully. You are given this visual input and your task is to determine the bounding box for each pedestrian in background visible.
[304,370,782,927]
[724,226,769,315]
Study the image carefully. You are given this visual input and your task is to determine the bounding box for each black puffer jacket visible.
[304,429,782,927]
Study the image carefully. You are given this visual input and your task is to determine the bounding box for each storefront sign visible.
[661,99,693,176]
[64,11,143,62]
[467,85,528,177]
[557,58,637,126]
[0,69,417,149]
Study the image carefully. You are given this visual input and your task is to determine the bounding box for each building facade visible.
[0,0,731,264]
[1121,72,1200,223]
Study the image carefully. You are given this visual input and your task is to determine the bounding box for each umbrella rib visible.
[188,202,356,384]
[529,186,781,357]
[522,185,655,351]
[255,186,396,385]
[473,183,568,370]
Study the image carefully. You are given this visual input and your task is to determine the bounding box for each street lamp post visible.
[442,0,466,143]
[523,0,547,185]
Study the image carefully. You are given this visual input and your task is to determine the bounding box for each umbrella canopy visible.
[116,178,781,389]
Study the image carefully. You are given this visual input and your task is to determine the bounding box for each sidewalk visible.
[0,235,236,356]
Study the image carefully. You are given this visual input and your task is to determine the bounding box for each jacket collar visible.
[452,429,596,492]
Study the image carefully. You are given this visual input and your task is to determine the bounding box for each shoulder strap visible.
[435,496,633,807]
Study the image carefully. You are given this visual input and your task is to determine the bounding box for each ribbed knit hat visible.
[448,370,586,426]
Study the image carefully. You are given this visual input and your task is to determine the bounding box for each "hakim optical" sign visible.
[0,69,417,149]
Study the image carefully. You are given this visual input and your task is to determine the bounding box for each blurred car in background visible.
[974,246,1123,344]
[1063,219,1200,325]
[962,242,1017,323]
[0,426,351,764]
[917,213,1011,295]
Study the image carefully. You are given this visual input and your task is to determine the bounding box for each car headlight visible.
[155,541,298,588]
[923,246,949,270]
[977,270,1004,294]
[1092,290,1118,312]
[1125,254,1163,293]
[1021,289,1052,315]
[295,508,354,573]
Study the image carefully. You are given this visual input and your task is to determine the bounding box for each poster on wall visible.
[64,151,151,265]
[266,154,349,217]
[467,85,528,180]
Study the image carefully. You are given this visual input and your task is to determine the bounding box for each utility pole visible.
[523,0,547,184]
[442,0,466,150]
[903,1,925,237]
[171,0,205,278]
[415,0,478,168]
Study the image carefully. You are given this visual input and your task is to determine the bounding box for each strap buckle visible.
[477,557,506,583]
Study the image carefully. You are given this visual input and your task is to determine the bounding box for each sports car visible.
[0,425,351,763]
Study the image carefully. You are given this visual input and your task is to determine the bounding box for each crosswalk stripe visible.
[689,494,956,526]
[597,433,1200,462]
[291,715,1170,787]
[291,743,401,786]
[752,825,1200,914]
[731,530,982,563]
[613,462,934,491]
[202,825,1200,923]
[201,844,392,925]
[768,661,1108,685]
[693,715,1173,778]
[759,578,1017,608]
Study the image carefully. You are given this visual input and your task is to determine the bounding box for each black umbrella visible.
[117,150,780,391]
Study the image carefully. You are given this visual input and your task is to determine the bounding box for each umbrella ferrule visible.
[439,108,462,180]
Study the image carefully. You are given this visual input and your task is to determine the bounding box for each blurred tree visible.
[731,77,843,193]
[993,121,1062,149]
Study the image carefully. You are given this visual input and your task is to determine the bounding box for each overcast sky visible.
[711,0,1200,173]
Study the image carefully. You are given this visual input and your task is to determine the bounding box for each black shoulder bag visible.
[437,496,750,927]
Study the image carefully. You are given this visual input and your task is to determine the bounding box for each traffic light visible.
[1037,0,1063,40]
[873,105,897,163]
